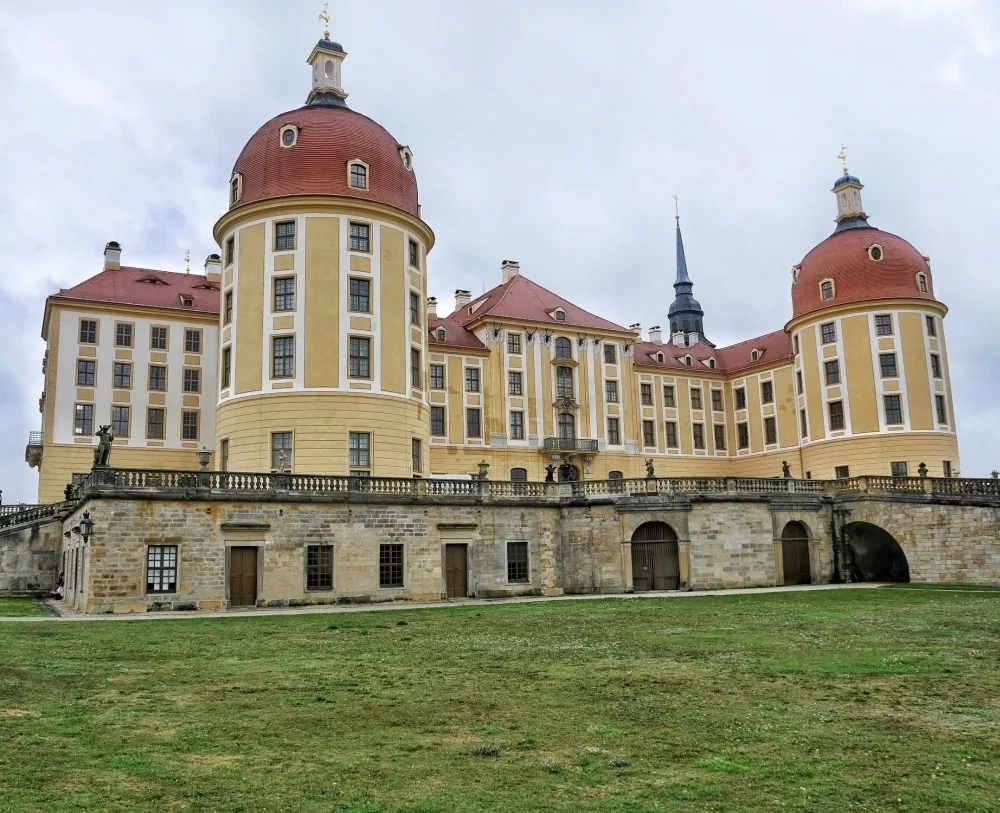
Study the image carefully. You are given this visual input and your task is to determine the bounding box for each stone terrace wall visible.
[0,516,63,595]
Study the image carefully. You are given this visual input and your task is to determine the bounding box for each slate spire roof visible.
[667,217,713,347]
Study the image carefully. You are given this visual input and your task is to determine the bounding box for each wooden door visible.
[445,544,467,599]
[632,542,679,592]
[781,522,812,585]
[230,546,258,607]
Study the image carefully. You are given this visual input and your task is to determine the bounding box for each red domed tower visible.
[785,156,959,479]
[212,31,434,477]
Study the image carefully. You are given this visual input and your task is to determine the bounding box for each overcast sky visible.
[0,0,997,502]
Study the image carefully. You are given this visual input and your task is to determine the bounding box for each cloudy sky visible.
[0,0,997,501]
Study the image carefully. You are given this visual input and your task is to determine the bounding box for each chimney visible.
[501,259,520,284]
[649,325,662,344]
[204,253,222,283]
[427,296,438,318]
[454,289,472,312]
[103,241,122,271]
[629,323,641,335]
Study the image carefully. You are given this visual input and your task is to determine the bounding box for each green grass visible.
[0,596,50,617]
[1,589,999,812]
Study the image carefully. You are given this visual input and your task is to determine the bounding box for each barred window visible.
[349,163,367,189]
[349,278,371,312]
[115,323,133,348]
[411,348,422,388]
[713,424,726,450]
[430,364,445,389]
[825,360,840,385]
[275,220,296,251]
[737,422,749,449]
[182,411,199,440]
[465,367,480,392]
[148,365,167,391]
[879,353,898,379]
[507,333,521,354]
[349,432,371,468]
[306,546,333,591]
[692,423,705,450]
[349,337,370,378]
[829,400,846,431]
[604,344,617,364]
[185,329,201,354]
[642,420,655,447]
[761,381,774,404]
[605,380,619,402]
[151,326,167,350]
[510,410,524,440]
[509,371,523,395]
[607,417,620,445]
[735,387,746,410]
[79,320,97,344]
[183,368,200,393]
[111,405,130,437]
[554,337,572,359]
[556,367,574,397]
[663,385,675,408]
[274,277,295,311]
[271,432,292,468]
[466,408,481,438]
[884,394,903,425]
[146,408,165,440]
[875,314,893,336]
[665,421,678,448]
[640,383,652,405]
[507,541,529,583]
[74,403,94,435]
[821,322,836,344]
[431,406,446,436]
[76,359,96,386]
[272,337,295,378]
[379,543,404,588]
[146,545,177,594]
[711,390,723,411]
[764,417,777,445]
[349,222,370,252]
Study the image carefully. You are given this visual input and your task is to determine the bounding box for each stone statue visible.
[276,449,288,473]
[917,462,928,478]
[782,460,792,479]
[558,457,578,483]
[64,483,74,501]
[93,425,114,468]
[645,458,655,478]
[544,464,556,483]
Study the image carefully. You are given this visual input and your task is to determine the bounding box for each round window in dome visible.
[281,129,295,147]
[868,245,884,262]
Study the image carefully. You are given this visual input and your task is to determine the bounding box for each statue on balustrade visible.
[645,458,655,478]
[782,460,792,479]
[544,464,556,482]
[93,425,114,468]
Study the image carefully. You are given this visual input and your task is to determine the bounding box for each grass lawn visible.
[0,596,50,617]
[1,589,998,813]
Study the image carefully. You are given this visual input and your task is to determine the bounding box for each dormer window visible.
[229,174,242,206]
[792,265,801,282]
[551,307,567,322]
[399,146,414,170]
[139,275,167,285]
[180,295,194,308]
[868,244,884,262]
[348,160,369,190]
[435,327,446,341]
[820,279,835,300]
[750,349,760,362]
[279,125,298,148]
[916,273,928,293]
[656,352,664,363]
[708,358,716,369]
[684,355,692,367]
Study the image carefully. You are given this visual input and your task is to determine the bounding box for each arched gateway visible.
[781,521,812,585]
[630,521,680,592]
[844,522,910,582]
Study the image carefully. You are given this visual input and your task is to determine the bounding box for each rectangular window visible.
[182,411,199,440]
[221,347,232,389]
[692,423,705,450]
[930,354,942,378]
[663,385,675,408]
[510,410,524,440]
[410,348,422,388]
[640,383,653,406]
[348,432,371,468]
[273,277,295,311]
[821,322,836,344]
[111,405,130,437]
[603,344,617,364]
[737,422,749,449]
[690,387,702,410]
[825,360,840,385]
[607,417,620,445]
[272,336,295,378]
[430,406,446,436]
[430,363,445,389]
[761,380,774,404]
[556,367,574,397]
[349,337,371,378]
[735,387,746,410]
[379,544,404,588]
[409,239,419,268]
[465,367,480,392]
[146,407,165,440]
[605,380,619,402]
[508,371,523,395]
[146,545,178,594]
[942,460,952,478]
[225,236,235,266]
[306,546,333,591]
[184,329,202,354]
[115,323,133,348]
[76,359,96,386]
[829,400,846,431]
[409,292,421,326]
[349,222,371,252]
[800,409,808,438]
[411,437,422,471]
[884,394,903,425]
[183,368,200,393]
[711,390,723,411]
[507,541,529,583]
[150,326,167,350]
[507,333,521,354]
[879,353,898,378]
[875,314,894,336]
[79,319,97,344]
[713,424,726,450]
[665,421,678,448]
[271,432,293,468]
[835,465,850,479]
[74,403,93,435]
[796,370,803,394]
[935,394,947,424]
[642,420,655,447]
[350,163,367,188]
[224,291,233,324]
[794,335,800,354]
[466,408,481,438]
[148,365,167,391]
[926,315,937,337]
[890,461,909,477]
[275,220,296,251]
[764,416,777,445]
[349,278,371,312]
[220,439,229,472]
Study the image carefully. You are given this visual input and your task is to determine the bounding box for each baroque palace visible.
[4,26,989,615]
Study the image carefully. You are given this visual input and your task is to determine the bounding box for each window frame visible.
[663,385,675,408]
[411,437,422,472]
[348,431,372,470]
[224,291,233,325]
[821,322,836,344]
[115,321,134,348]
[692,422,705,450]
[111,405,130,438]
[273,276,296,312]
[935,394,947,424]
[430,406,446,437]
[820,279,834,300]
[507,333,522,354]
[713,423,726,451]
[410,347,422,389]
[930,354,942,379]
[879,353,898,379]
[642,420,655,448]
[890,461,909,477]
[349,221,372,253]
[221,347,232,390]
[640,383,653,406]
[466,408,481,438]
[605,379,619,403]
[760,380,774,404]
[306,545,334,592]
[429,363,445,390]
[76,359,96,387]
[737,422,749,449]
[925,315,937,337]
[711,390,723,412]
[348,160,368,190]
[506,541,529,584]
[146,407,166,440]
[828,400,846,431]
[271,335,295,379]
[379,543,405,588]
[271,431,293,469]
[556,366,574,398]
[274,220,296,251]
[146,544,178,594]
[408,239,420,269]
[348,277,372,313]
[225,236,235,266]
[181,410,200,441]
[184,328,202,354]
[409,291,421,326]
[603,344,617,364]
[148,364,167,392]
[734,387,746,410]
[150,325,168,351]
[824,359,840,386]
[78,319,98,345]
[764,416,777,445]
[690,387,702,410]
[554,337,572,360]
[665,421,678,449]
[883,394,903,425]
[508,371,523,396]
[607,417,620,445]
[509,410,524,440]
[835,465,850,479]
[348,336,371,379]
[874,314,894,336]
[74,403,94,436]
[465,367,480,393]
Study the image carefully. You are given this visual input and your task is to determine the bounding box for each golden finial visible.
[672,193,680,221]
[319,1,331,39]
[837,144,849,175]
[184,249,190,274]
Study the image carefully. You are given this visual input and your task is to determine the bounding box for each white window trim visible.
[347,158,370,190]
[279,124,299,148]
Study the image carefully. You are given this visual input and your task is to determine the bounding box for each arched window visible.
[608,470,624,479]
[556,366,574,397]
[839,192,848,211]
[917,273,928,293]
[820,280,834,300]
[510,467,527,482]
[557,413,576,440]
[683,319,690,332]
[349,162,368,189]
[554,337,572,359]
[230,175,241,205]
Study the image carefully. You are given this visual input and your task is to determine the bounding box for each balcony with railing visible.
[542,437,599,453]
[24,431,43,468]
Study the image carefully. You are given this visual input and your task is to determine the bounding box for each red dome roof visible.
[791,226,935,319]
[230,104,419,217]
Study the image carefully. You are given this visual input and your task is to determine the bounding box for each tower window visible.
[884,394,903,425]
[349,222,371,252]
[824,360,840,386]
[349,337,371,379]
[349,278,371,312]
[936,394,948,424]
[917,273,928,293]
[868,245,884,262]
[273,277,295,312]
[828,400,845,431]
[230,174,241,205]
[820,280,834,300]
[925,315,937,337]
[821,322,837,344]
[275,221,296,251]
[280,126,297,148]
[349,162,368,189]
[272,336,295,379]
[879,353,898,379]
[930,354,942,378]
[874,314,893,336]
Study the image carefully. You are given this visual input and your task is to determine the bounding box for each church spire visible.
[667,197,713,347]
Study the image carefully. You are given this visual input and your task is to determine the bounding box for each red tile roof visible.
[428,317,487,351]
[792,227,935,319]
[714,330,792,373]
[231,105,419,217]
[50,267,221,315]
[449,274,631,333]
[633,330,791,373]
